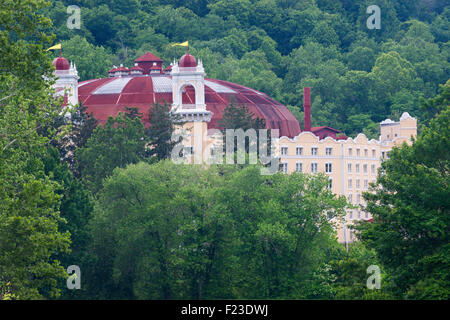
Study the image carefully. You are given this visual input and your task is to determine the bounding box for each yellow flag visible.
[46,43,61,51]
[170,41,189,47]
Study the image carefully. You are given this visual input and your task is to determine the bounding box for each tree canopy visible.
[355,83,450,299]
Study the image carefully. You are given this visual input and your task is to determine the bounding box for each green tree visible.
[420,80,450,125]
[87,161,229,299]
[146,102,181,161]
[330,242,394,300]
[41,147,94,299]
[76,110,147,194]
[60,36,113,81]
[346,46,376,72]
[56,104,98,175]
[308,20,340,47]
[87,161,348,299]
[0,0,71,300]
[219,102,266,131]
[355,98,450,299]
[208,0,252,28]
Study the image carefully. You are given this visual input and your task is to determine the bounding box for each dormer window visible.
[130,63,144,75]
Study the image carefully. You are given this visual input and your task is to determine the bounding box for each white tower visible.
[171,52,212,122]
[52,56,79,107]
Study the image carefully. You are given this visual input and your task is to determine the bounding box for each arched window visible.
[180,84,196,109]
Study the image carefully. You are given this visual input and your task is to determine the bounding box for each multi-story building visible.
[277,93,417,245]
[53,50,417,246]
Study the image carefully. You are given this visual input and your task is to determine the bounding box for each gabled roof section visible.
[135,52,163,62]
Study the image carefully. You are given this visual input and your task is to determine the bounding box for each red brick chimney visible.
[304,87,311,131]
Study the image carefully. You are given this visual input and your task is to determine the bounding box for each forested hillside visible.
[1,0,449,301]
[46,0,449,137]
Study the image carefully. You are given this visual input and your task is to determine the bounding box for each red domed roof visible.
[53,56,70,70]
[78,76,301,138]
[179,53,197,67]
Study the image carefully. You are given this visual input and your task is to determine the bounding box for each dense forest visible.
[46,0,450,137]
[0,0,449,301]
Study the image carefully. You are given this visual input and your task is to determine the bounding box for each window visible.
[348,148,353,156]
[363,164,368,174]
[356,164,360,173]
[364,179,368,189]
[357,211,361,220]
[372,149,376,157]
[349,230,354,241]
[325,163,332,173]
[281,147,288,155]
[348,163,352,173]
[311,163,318,173]
[296,162,303,172]
[349,211,354,220]
[348,179,353,189]
[327,179,332,190]
[382,151,385,159]
[281,163,288,174]
[364,149,368,157]
[326,147,332,155]
[357,148,360,156]
[357,194,361,204]
[371,164,376,174]
[311,147,318,155]
[296,147,303,156]
[356,179,360,189]
[348,194,353,203]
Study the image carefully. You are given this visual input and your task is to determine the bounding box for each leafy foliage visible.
[146,102,181,160]
[86,161,348,299]
[76,110,147,194]
[219,102,266,131]
[0,0,71,300]
[355,89,450,299]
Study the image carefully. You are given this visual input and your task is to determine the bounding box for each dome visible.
[78,75,301,138]
[179,53,197,68]
[53,56,70,70]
